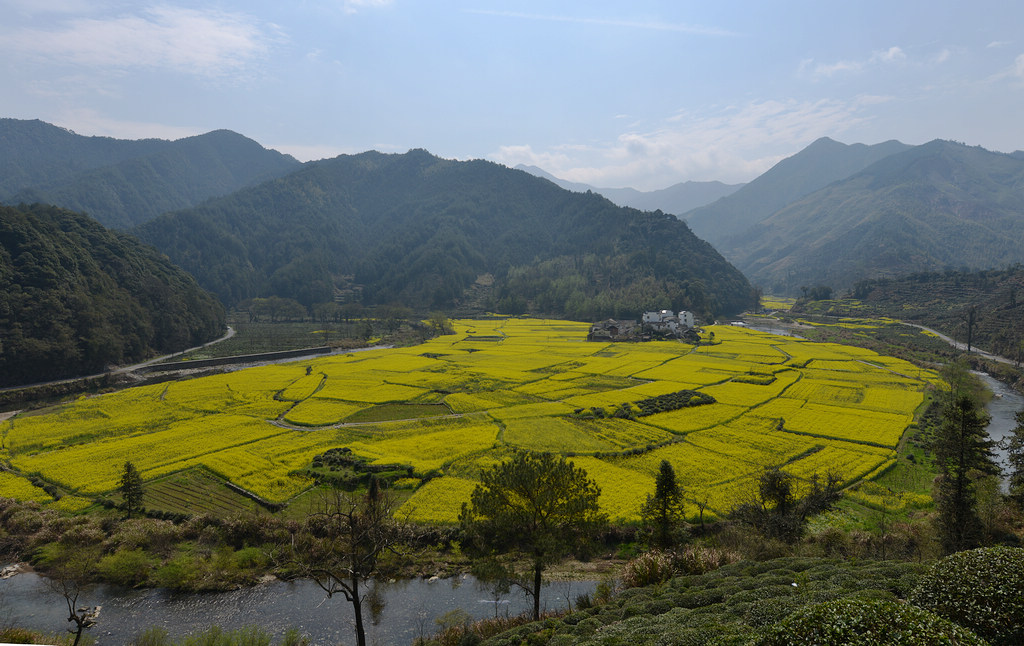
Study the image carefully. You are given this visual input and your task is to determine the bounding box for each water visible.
[0,573,595,645]
[976,372,1024,485]
[740,321,805,339]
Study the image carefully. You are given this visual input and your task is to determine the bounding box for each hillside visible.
[0,119,300,228]
[0,204,225,387]
[137,149,755,319]
[516,164,743,215]
[726,141,1024,293]
[683,137,912,246]
[797,266,1024,362]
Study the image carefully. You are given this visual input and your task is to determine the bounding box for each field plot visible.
[0,318,935,520]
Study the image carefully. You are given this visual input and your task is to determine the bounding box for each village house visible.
[588,310,696,341]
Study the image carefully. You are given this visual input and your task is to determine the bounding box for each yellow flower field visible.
[0,318,937,520]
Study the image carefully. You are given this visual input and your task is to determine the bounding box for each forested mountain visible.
[683,137,912,245]
[0,119,300,228]
[723,141,1024,294]
[516,164,743,215]
[137,150,755,320]
[0,119,168,197]
[0,204,225,387]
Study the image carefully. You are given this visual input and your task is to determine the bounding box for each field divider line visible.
[125,428,299,476]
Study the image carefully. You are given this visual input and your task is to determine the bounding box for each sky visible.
[2,1,1023,190]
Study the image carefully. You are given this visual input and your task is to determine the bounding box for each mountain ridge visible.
[683,137,914,246]
[515,164,744,215]
[723,140,1024,293]
[136,149,755,319]
[0,118,300,228]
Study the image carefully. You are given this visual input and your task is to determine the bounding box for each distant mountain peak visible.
[513,165,743,215]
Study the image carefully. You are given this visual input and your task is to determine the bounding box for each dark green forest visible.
[0,204,225,387]
[135,150,755,321]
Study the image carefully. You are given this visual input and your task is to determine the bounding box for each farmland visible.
[0,319,936,524]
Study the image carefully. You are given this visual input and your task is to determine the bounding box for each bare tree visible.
[287,480,411,646]
[47,546,101,646]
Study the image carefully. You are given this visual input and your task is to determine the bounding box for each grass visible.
[344,402,452,423]
[132,467,263,516]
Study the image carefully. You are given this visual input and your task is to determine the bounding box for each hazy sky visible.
[2,1,1023,189]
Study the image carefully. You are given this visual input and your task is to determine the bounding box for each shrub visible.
[910,546,1024,646]
[98,548,159,587]
[755,598,988,645]
[672,545,741,575]
[621,550,674,588]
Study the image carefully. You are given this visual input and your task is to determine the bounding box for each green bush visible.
[98,548,159,587]
[910,546,1024,646]
[754,598,987,645]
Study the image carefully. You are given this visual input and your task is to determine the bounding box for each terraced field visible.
[0,319,938,523]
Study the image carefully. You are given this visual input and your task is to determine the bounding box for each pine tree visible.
[1004,410,1024,507]
[641,459,686,547]
[931,362,998,554]
[119,461,144,519]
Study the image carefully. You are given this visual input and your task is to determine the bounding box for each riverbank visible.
[0,566,598,645]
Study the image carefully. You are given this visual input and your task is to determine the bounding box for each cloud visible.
[1,5,275,77]
[987,40,1011,48]
[870,46,906,64]
[1,0,99,15]
[341,0,393,14]
[467,9,736,37]
[491,97,881,189]
[804,45,907,79]
[1015,54,1024,80]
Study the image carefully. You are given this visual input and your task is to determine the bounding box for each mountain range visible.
[134,149,754,319]
[515,164,744,215]
[4,116,1024,343]
[679,137,1024,294]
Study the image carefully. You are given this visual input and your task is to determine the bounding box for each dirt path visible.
[903,322,1017,366]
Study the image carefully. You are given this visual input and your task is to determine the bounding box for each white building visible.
[641,310,695,336]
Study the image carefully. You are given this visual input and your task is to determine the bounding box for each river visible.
[976,372,1024,487]
[0,572,595,645]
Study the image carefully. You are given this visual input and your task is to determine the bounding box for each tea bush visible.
[910,546,1024,646]
[755,598,987,645]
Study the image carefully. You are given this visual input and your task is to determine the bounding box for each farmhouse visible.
[587,319,639,341]
[588,310,696,341]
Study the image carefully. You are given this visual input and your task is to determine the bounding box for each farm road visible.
[904,323,1017,366]
[0,326,236,394]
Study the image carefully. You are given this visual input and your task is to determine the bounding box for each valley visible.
[1,120,1023,646]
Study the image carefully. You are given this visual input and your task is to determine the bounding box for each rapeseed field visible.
[0,319,936,523]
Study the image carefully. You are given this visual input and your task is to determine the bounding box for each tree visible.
[44,544,101,646]
[287,480,409,646]
[931,361,999,554]
[1002,410,1024,507]
[119,460,144,519]
[731,467,842,542]
[641,459,686,548]
[460,452,606,620]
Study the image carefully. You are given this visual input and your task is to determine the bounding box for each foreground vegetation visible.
[426,547,1023,646]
